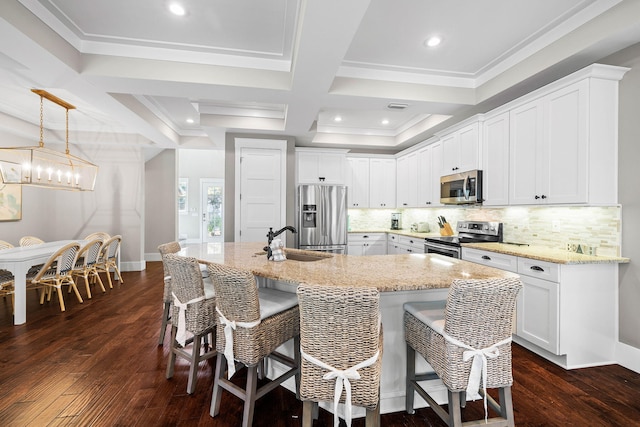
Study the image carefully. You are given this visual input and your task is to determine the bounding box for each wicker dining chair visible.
[157,241,182,345]
[163,254,217,394]
[83,231,110,241]
[71,239,106,299]
[297,283,383,427]
[0,269,15,312]
[0,240,14,250]
[19,236,44,246]
[26,242,83,312]
[208,262,300,427]
[404,277,522,427]
[95,234,124,288]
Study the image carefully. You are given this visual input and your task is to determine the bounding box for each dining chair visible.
[26,242,83,312]
[19,236,45,246]
[404,277,522,427]
[83,231,110,241]
[297,283,383,427]
[157,241,182,345]
[163,254,216,394]
[95,235,124,288]
[207,262,300,427]
[71,239,106,299]
[0,240,14,250]
[0,269,15,312]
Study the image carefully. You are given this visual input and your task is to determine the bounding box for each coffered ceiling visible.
[0,0,639,154]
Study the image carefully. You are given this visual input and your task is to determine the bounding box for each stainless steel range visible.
[424,220,503,258]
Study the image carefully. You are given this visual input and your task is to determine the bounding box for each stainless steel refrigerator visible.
[297,184,348,253]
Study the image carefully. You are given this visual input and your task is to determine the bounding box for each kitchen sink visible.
[285,252,327,262]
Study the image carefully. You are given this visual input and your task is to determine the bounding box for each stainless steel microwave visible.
[440,170,483,205]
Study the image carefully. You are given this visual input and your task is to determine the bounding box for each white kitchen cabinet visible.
[416,145,434,207]
[440,120,480,174]
[348,233,386,256]
[396,152,417,208]
[346,157,370,208]
[397,235,424,254]
[482,112,510,206]
[387,233,400,254]
[508,65,626,205]
[369,158,396,208]
[461,246,618,369]
[296,148,347,185]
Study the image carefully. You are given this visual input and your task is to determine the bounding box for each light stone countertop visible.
[462,242,630,264]
[180,242,518,292]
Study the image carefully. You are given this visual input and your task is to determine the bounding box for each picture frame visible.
[0,184,22,221]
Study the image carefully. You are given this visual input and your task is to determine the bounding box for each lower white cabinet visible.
[461,247,618,369]
[348,233,386,256]
[387,234,424,254]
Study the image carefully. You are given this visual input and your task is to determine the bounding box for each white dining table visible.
[0,240,81,325]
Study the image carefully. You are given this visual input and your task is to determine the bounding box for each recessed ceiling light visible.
[334,116,342,122]
[425,36,442,47]
[381,119,389,125]
[186,118,194,124]
[169,3,186,16]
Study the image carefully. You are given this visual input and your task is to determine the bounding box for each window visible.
[178,178,188,214]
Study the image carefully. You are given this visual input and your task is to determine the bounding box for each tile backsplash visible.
[348,205,622,257]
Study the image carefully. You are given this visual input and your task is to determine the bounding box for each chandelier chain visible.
[39,95,44,148]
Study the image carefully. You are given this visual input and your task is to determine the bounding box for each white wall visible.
[145,149,177,261]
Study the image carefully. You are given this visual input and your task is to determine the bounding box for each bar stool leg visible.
[405,343,416,414]
[210,354,226,417]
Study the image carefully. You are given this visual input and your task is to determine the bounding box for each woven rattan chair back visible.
[96,235,124,287]
[19,236,44,246]
[297,283,382,424]
[71,239,106,299]
[164,254,207,317]
[157,241,182,345]
[0,240,14,250]
[84,231,110,241]
[207,262,260,324]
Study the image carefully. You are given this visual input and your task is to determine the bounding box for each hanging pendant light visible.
[0,89,98,191]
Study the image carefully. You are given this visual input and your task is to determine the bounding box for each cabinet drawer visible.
[517,258,559,282]
[461,248,517,273]
[398,235,423,248]
[348,233,386,243]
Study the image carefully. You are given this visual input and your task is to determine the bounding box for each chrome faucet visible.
[264,226,297,258]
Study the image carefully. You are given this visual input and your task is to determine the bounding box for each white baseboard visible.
[121,260,146,272]
[616,342,640,374]
[145,252,162,262]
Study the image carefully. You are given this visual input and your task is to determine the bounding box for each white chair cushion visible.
[404,300,446,335]
[200,263,209,278]
[203,276,215,299]
[258,288,298,320]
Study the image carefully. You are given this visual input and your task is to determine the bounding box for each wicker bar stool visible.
[404,277,522,427]
[297,283,383,427]
[207,262,300,427]
[163,254,217,394]
[157,241,182,345]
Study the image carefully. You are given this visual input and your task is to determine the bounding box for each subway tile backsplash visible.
[348,205,622,257]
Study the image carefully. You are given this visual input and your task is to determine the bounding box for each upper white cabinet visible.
[346,157,370,208]
[396,151,418,208]
[508,64,627,205]
[415,141,442,207]
[482,112,510,206]
[369,158,396,208]
[439,120,480,174]
[296,148,347,185]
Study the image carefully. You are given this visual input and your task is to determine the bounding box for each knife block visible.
[440,223,454,236]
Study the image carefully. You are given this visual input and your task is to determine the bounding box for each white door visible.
[235,139,287,243]
[201,179,224,243]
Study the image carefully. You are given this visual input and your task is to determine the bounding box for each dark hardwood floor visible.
[1,261,639,426]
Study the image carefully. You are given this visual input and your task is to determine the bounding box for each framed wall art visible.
[0,184,22,221]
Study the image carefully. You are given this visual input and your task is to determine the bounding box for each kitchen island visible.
[180,242,518,415]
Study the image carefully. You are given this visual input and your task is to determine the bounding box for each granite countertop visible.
[462,242,630,265]
[180,242,518,292]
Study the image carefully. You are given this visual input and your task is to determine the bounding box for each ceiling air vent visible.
[387,103,409,110]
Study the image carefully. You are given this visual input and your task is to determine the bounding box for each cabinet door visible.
[365,240,387,255]
[516,275,560,354]
[369,158,396,207]
[543,80,588,204]
[297,151,321,184]
[396,152,418,207]
[430,142,443,207]
[416,146,433,206]
[441,133,459,173]
[482,112,510,206]
[346,157,370,207]
[319,152,346,184]
[347,243,364,256]
[458,122,480,172]
[509,100,543,205]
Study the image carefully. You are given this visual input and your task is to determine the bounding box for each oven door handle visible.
[463,175,470,201]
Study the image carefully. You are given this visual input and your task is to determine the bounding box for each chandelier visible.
[0,89,98,191]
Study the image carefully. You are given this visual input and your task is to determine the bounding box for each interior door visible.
[235,140,287,243]
[201,179,224,243]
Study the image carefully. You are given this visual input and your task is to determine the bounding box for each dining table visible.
[0,240,82,325]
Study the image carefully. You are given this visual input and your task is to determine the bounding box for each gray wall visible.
[144,149,177,260]
[609,43,640,349]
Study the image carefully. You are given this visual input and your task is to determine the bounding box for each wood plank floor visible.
[1,261,639,426]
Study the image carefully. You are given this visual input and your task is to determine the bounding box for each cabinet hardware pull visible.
[541,195,547,199]
[530,265,545,272]
[481,255,491,260]
[535,195,540,199]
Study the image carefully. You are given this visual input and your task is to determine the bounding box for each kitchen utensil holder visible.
[440,223,454,236]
